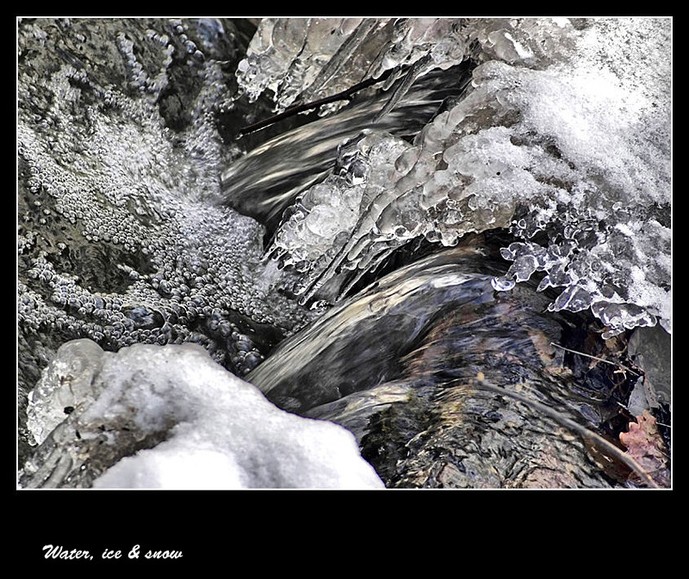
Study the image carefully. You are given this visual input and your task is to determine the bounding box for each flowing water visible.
[248,237,638,487]
[220,62,474,238]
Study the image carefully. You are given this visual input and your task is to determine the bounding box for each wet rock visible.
[628,325,671,408]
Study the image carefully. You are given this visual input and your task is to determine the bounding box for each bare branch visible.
[550,342,641,377]
[471,376,660,488]
[238,67,397,137]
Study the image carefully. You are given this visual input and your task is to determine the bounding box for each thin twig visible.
[550,342,640,377]
[469,376,660,488]
[238,67,397,137]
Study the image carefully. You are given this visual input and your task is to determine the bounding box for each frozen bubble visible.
[395,148,421,175]
[550,284,592,313]
[305,205,344,238]
[509,254,538,282]
[491,276,516,292]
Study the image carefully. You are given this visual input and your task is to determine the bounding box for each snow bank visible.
[26,339,384,490]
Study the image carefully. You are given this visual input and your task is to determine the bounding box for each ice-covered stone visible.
[266,130,414,299]
[22,340,384,489]
[236,18,367,109]
[26,339,105,444]
[466,17,579,68]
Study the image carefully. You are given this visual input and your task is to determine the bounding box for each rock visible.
[628,325,671,407]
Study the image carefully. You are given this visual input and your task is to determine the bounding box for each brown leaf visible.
[619,410,670,487]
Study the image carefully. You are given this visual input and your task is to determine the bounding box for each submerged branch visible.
[550,342,641,377]
[471,376,659,488]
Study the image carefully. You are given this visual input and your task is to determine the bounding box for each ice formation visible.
[235,18,466,113]
[246,17,671,338]
[17,18,314,381]
[222,59,473,236]
[22,339,384,489]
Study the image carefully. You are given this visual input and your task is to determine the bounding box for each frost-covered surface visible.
[251,17,671,337]
[17,18,314,381]
[23,339,383,489]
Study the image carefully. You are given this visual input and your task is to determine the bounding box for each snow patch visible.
[28,340,384,490]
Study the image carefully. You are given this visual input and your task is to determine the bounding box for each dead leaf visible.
[619,410,670,487]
